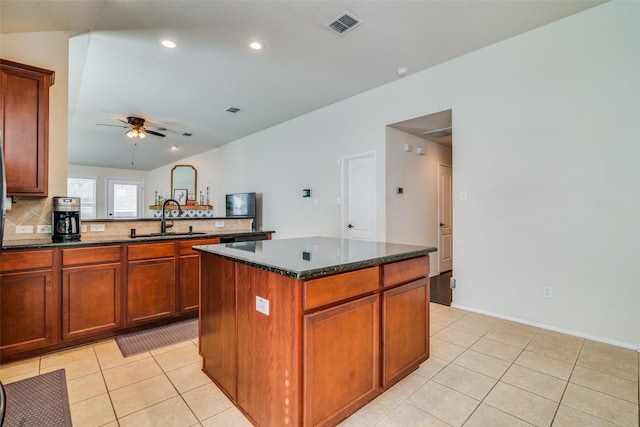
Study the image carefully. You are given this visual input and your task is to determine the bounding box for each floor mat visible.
[115,318,198,357]
[3,369,72,427]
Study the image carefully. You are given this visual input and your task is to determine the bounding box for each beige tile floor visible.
[1,303,638,426]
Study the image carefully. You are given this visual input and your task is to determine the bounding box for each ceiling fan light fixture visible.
[125,126,146,139]
[249,41,263,50]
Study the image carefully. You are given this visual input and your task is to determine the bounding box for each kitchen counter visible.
[194,235,435,280]
[198,236,435,426]
[2,230,274,250]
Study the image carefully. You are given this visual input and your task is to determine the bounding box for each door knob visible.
[347,224,354,229]
[440,223,446,227]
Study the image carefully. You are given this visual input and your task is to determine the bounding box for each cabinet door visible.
[179,256,199,314]
[62,263,121,340]
[303,294,380,427]
[179,238,220,314]
[127,258,176,325]
[0,271,57,352]
[382,278,429,388]
[0,59,53,196]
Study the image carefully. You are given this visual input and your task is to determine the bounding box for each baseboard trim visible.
[451,303,640,352]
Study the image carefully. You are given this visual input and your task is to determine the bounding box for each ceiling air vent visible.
[226,107,241,113]
[325,11,362,36]
[422,127,452,138]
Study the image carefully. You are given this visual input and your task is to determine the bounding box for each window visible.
[107,178,143,218]
[67,177,97,219]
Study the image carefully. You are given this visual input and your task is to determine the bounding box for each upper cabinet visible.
[0,59,55,197]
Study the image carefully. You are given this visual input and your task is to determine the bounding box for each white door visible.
[438,164,453,272]
[107,178,143,218]
[342,152,376,240]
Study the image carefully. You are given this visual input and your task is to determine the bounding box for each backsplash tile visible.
[2,197,253,243]
[3,197,52,241]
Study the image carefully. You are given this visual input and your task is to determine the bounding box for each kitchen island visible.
[196,236,436,427]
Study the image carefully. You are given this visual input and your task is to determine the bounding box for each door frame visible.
[437,162,453,273]
[340,151,376,240]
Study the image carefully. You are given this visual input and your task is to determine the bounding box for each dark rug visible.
[3,369,72,427]
[115,318,198,357]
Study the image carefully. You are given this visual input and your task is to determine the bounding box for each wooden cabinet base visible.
[0,271,57,353]
[200,252,430,427]
[62,264,121,340]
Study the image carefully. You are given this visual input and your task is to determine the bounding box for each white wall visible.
[68,164,149,218]
[385,127,452,275]
[152,2,639,347]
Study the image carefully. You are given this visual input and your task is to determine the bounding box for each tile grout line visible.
[459,314,534,426]
[92,342,122,426]
[149,347,203,425]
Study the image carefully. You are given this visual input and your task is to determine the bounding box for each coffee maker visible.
[52,197,81,242]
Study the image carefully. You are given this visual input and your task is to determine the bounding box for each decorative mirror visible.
[171,165,197,204]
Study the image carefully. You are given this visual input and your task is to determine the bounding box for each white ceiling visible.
[1,1,604,170]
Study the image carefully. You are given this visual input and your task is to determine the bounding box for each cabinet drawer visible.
[180,238,221,255]
[303,267,379,311]
[382,256,429,288]
[62,245,121,266]
[1,249,53,272]
[128,242,175,260]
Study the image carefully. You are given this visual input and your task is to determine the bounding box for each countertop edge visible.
[196,246,436,280]
[2,230,275,250]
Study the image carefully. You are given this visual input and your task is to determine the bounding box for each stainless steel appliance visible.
[52,197,81,242]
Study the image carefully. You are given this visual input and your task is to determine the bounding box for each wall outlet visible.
[450,277,457,289]
[215,221,224,228]
[16,225,33,234]
[90,224,105,232]
[543,286,553,298]
[37,225,52,234]
[256,296,270,316]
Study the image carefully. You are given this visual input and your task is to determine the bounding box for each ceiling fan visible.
[97,116,166,139]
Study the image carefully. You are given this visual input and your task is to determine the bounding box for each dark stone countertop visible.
[1,230,274,250]
[195,236,436,280]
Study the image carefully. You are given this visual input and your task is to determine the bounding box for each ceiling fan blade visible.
[96,123,128,128]
[145,129,166,137]
[118,119,130,125]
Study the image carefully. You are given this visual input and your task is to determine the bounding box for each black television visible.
[226,192,256,218]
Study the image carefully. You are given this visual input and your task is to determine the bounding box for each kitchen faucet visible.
[161,198,184,233]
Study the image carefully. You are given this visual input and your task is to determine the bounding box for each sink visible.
[130,232,207,239]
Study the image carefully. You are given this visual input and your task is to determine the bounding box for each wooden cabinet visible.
[0,59,54,196]
[381,257,430,388]
[303,295,380,427]
[0,249,58,353]
[179,238,220,314]
[200,255,238,399]
[200,251,431,427]
[61,246,122,341]
[126,242,177,326]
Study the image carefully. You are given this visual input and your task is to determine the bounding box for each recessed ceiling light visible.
[171,145,178,150]
[249,41,263,50]
[161,40,177,48]
[397,67,408,77]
